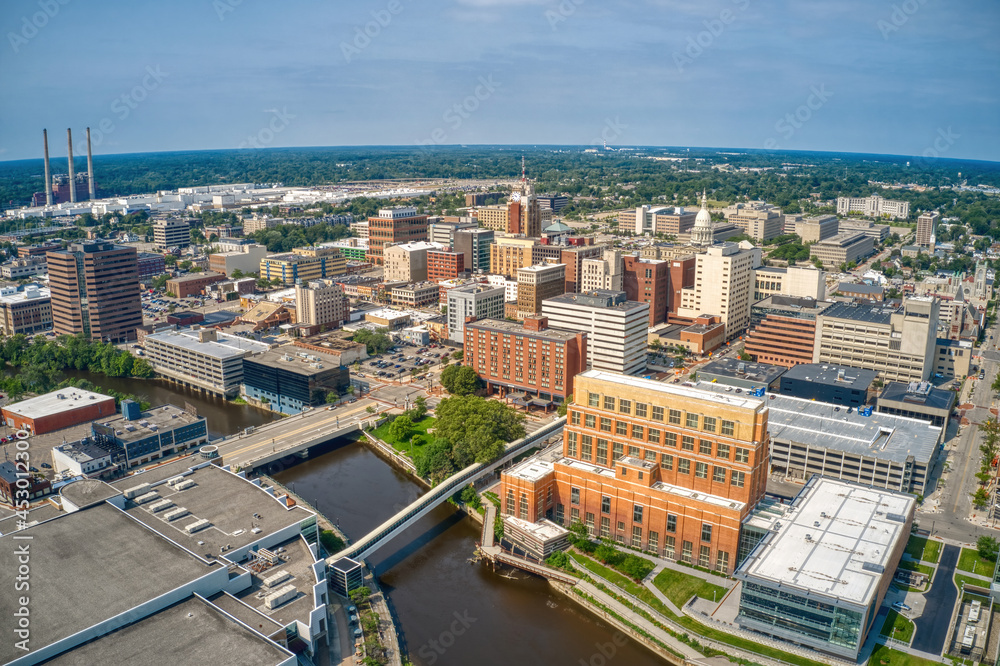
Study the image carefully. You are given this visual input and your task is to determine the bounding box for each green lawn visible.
[569,553,674,618]
[903,536,941,564]
[371,416,436,456]
[869,643,941,666]
[880,610,915,643]
[954,573,991,591]
[652,567,728,608]
[957,548,998,576]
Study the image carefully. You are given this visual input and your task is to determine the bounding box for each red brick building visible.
[668,256,696,316]
[2,387,117,435]
[427,248,465,282]
[366,206,428,265]
[166,272,227,298]
[623,255,670,326]
[500,372,770,573]
[463,315,587,404]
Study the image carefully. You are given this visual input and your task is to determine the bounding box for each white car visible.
[892,601,911,612]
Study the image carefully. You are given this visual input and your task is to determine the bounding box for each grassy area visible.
[673,615,818,666]
[569,553,674,618]
[869,643,941,666]
[954,573,991,591]
[371,416,436,456]
[957,548,997,576]
[903,536,941,564]
[880,610,915,643]
[652,568,728,608]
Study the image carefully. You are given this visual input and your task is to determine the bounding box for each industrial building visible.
[736,476,915,660]
[2,387,116,435]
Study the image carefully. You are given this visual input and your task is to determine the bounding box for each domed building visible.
[690,190,715,246]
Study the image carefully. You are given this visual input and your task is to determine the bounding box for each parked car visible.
[892,602,911,612]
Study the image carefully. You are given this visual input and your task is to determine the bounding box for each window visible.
[632,526,643,548]
[682,436,695,451]
[682,541,693,563]
[571,411,580,425]
[651,406,664,422]
[519,494,528,520]
[649,531,659,551]
[613,442,623,460]
[632,424,644,439]
[661,454,674,471]
[600,417,612,432]
[699,439,712,455]
[600,516,610,538]
[633,504,643,523]
[678,458,691,475]
[695,462,708,479]
[585,512,595,535]
[703,416,717,432]
[604,396,615,410]
[644,450,657,463]
[667,515,677,533]
[568,432,578,457]
[597,439,608,465]
[635,403,648,418]
[686,412,700,428]
[571,487,580,504]
[701,523,713,542]
[638,471,643,481]
[616,421,628,436]
[721,420,735,436]
[506,489,515,514]
[619,399,631,414]
[617,521,625,533]
[731,471,746,488]
[588,392,600,407]
[555,504,564,524]
[620,467,627,477]
[648,429,660,444]
[713,466,726,483]
[601,496,611,514]
[716,443,730,460]
[716,550,730,573]
[669,409,682,425]
[628,444,640,457]
[664,535,676,559]
[735,447,750,463]
[584,414,595,428]
[580,435,592,460]
[664,432,677,448]
[699,545,712,568]
[571,507,580,523]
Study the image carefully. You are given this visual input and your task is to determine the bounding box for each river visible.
[277,441,667,666]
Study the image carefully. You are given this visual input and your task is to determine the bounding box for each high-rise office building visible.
[622,255,669,326]
[295,279,348,329]
[447,283,506,343]
[541,291,648,375]
[383,241,442,283]
[915,210,939,248]
[427,248,466,282]
[366,206,428,265]
[153,218,192,250]
[453,228,493,273]
[743,295,830,368]
[47,241,142,342]
[580,249,624,293]
[676,243,762,341]
[515,264,566,318]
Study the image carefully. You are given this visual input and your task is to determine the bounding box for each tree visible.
[388,414,413,442]
[557,395,572,417]
[649,339,663,351]
[349,586,371,604]
[413,437,456,480]
[433,395,525,467]
[978,536,999,563]
[231,269,245,279]
[326,391,339,404]
[353,328,393,355]
[451,349,463,361]
[972,487,990,509]
[439,364,481,395]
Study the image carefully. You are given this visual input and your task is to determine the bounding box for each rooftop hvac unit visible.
[163,507,189,521]
[185,518,211,533]
[147,499,174,513]
[262,569,291,588]
[264,584,298,609]
[167,476,186,486]
[123,483,150,500]
[174,479,196,491]
[133,491,159,505]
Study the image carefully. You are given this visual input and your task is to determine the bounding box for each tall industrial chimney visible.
[86,127,96,200]
[66,128,77,203]
[43,129,53,206]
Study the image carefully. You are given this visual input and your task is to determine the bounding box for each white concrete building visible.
[447,283,505,343]
[836,195,910,220]
[676,242,762,340]
[541,290,648,375]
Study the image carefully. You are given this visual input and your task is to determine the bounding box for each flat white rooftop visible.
[507,458,555,483]
[505,516,569,541]
[737,477,914,608]
[3,387,113,420]
[582,371,766,412]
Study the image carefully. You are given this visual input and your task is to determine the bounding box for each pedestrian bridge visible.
[330,417,566,563]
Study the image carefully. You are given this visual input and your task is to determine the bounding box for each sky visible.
[0,0,997,162]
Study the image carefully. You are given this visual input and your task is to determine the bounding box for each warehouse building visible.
[2,387,117,435]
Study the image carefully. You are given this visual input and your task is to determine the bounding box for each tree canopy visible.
[439,364,481,396]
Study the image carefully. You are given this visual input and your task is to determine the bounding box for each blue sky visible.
[0,0,997,161]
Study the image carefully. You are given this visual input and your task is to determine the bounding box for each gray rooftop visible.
[752,294,830,316]
[98,404,205,444]
[59,478,122,509]
[465,317,583,341]
[837,282,884,294]
[737,476,914,608]
[146,327,271,359]
[0,502,215,664]
[44,596,292,666]
[781,363,878,389]
[818,300,900,325]
[879,381,957,412]
[699,358,787,385]
[544,290,647,311]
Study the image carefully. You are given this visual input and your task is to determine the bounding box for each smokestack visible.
[86,127,96,200]
[43,129,52,206]
[66,128,77,203]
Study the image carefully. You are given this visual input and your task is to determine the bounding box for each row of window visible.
[566,430,749,465]
[584,394,736,436]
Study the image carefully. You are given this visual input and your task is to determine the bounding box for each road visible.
[910,544,959,654]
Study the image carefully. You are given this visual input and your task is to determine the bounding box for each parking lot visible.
[140,290,221,325]
[354,342,454,382]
